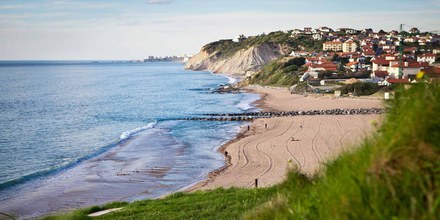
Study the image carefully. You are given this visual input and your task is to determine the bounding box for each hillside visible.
[46,83,440,219]
[185,31,323,76]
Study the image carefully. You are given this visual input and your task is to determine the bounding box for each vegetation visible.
[246,83,440,219]
[248,57,305,87]
[202,31,323,59]
[43,188,276,220]
[340,82,380,96]
[46,83,440,220]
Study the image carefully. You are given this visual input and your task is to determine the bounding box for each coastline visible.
[188,85,383,191]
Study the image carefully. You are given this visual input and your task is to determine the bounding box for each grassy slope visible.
[43,188,276,220]
[248,57,305,87]
[45,83,440,220]
[245,83,440,219]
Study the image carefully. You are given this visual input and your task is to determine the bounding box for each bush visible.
[340,82,380,96]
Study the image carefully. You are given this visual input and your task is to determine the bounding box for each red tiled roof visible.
[310,62,338,71]
[346,61,358,66]
[372,59,390,65]
[390,62,430,68]
[323,41,343,44]
[374,71,389,77]
[363,50,376,55]
[418,53,436,57]
[386,78,410,83]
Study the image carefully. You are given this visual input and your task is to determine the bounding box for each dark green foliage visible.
[340,82,380,96]
[249,58,304,87]
[283,57,305,68]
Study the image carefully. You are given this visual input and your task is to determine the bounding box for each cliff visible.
[185,42,287,77]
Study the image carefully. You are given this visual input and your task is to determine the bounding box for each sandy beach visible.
[191,86,383,190]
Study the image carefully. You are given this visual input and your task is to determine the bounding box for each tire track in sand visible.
[256,120,295,178]
[229,120,281,173]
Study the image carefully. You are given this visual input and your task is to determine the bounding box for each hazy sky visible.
[0,0,439,60]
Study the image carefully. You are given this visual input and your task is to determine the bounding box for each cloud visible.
[146,0,173,4]
[0,4,26,10]
[52,1,114,9]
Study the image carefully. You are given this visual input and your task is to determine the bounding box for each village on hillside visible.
[286,26,440,89]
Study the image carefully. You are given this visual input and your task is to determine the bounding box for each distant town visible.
[131,55,193,63]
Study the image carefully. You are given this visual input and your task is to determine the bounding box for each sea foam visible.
[119,122,156,141]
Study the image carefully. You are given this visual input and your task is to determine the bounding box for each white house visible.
[313,33,323,40]
[290,51,309,57]
[292,29,303,36]
[388,61,430,78]
[342,40,357,53]
[417,54,436,64]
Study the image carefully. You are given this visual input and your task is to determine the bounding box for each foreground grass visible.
[46,83,439,220]
[246,83,440,219]
[43,188,275,220]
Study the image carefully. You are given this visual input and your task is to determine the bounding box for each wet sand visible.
[190,86,383,190]
[0,128,188,219]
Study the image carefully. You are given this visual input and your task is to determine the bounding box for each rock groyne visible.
[182,108,385,121]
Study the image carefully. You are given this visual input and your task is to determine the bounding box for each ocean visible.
[0,61,259,218]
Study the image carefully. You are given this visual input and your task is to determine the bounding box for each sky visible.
[0,0,439,60]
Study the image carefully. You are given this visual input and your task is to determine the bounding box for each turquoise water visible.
[0,61,259,217]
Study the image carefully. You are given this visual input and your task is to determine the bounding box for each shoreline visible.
[187,85,383,191]
[185,87,271,192]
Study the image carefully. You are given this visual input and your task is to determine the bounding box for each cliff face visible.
[185,43,285,76]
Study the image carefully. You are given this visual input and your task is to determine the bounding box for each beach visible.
[190,86,383,190]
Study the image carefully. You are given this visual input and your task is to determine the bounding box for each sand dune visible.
[191,87,382,190]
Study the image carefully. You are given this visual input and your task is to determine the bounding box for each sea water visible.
[0,61,259,218]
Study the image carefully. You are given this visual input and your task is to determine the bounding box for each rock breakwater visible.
[182,108,385,121]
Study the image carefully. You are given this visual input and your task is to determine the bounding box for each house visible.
[362,28,373,34]
[404,37,418,43]
[362,49,376,57]
[304,27,313,35]
[380,78,410,86]
[323,41,343,51]
[347,29,359,34]
[403,47,418,54]
[342,40,357,53]
[313,33,323,40]
[290,51,309,57]
[388,61,430,79]
[409,27,420,34]
[417,54,436,64]
[318,26,333,33]
[305,57,326,64]
[371,70,389,80]
[308,62,338,72]
[345,61,359,72]
[372,58,392,73]
[292,29,303,35]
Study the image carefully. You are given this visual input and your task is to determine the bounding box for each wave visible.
[119,122,156,141]
[223,75,239,84]
[236,93,260,111]
[0,122,157,191]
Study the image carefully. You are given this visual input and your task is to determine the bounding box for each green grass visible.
[245,83,440,219]
[248,58,304,87]
[43,188,276,220]
[46,83,440,220]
